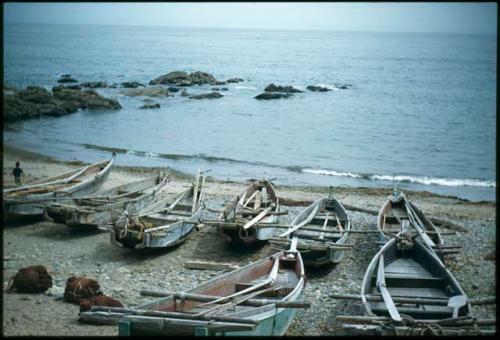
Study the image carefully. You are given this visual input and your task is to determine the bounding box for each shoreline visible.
[4,143,493,204]
[2,142,496,336]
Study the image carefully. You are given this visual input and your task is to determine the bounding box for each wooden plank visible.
[319,212,329,240]
[192,169,200,214]
[242,206,273,230]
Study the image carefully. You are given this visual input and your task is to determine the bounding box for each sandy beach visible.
[2,144,496,336]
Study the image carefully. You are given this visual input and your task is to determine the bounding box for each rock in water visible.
[121,81,145,88]
[254,92,293,100]
[81,81,109,88]
[17,86,52,104]
[226,77,244,83]
[57,75,79,83]
[189,92,223,99]
[306,85,331,92]
[180,89,189,97]
[167,86,180,93]
[264,83,303,93]
[8,265,53,293]
[123,87,170,97]
[139,103,161,109]
[189,71,216,85]
[149,71,190,85]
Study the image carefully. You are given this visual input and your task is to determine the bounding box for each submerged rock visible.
[211,87,229,91]
[123,87,171,97]
[57,75,78,83]
[139,103,160,109]
[226,77,244,83]
[121,81,145,88]
[81,81,109,88]
[167,86,180,93]
[213,80,227,85]
[254,92,293,100]
[306,85,331,92]
[180,89,189,97]
[264,83,303,93]
[189,92,223,99]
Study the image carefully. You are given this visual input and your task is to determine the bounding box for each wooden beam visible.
[184,260,239,271]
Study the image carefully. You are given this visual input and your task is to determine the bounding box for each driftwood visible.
[277,197,314,207]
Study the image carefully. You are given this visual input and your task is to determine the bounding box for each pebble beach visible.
[2,144,496,336]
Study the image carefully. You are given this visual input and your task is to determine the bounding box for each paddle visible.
[448,295,468,318]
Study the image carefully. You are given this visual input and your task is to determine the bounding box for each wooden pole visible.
[139,290,310,308]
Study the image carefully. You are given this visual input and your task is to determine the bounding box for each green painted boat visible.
[79,248,307,336]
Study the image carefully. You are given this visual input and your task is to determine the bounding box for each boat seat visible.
[370,301,453,319]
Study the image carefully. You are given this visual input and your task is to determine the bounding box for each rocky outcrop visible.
[57,75,78,83]
[81,81,109,88]
[149,71,237,86]
[264,83,303,93]
[189,92,223,100]
[336,84,352,90]
[306,85,331,92]
[254,92,293,100]
[122,87,171,97]
[149,71,190,85]
[121,81,145,88]
[4,85,122,122]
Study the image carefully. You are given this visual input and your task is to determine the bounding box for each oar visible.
[376,254,402,322]
[242,205,274,230]
[403,200,436,248]
[448,295,468,318]
[319,212,330,240]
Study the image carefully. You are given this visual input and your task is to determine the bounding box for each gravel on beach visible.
[2,145,496,336]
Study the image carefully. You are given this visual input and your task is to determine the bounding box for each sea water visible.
[3,23,496,201]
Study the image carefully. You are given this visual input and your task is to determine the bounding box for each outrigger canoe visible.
[46,173,170,229]
[217,179,281,245]
[271,195,352,267]
[3,153,115,220]
[80,239,308,336]
[110,170,205,249]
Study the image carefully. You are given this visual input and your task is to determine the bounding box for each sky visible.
[3,2,498,34]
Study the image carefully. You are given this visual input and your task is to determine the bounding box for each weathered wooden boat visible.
[217,179,281,245]
[3,153,115,220]
[361,229,470,325]
[110,170,205,249]
[377,191,443,247]
[45,173,170,229]
[79,241,308,336]
[270,195,352,267]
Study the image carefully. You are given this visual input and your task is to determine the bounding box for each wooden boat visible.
[45,173,170,229]
[361,229,470,324]
[271,195,352,267]
[3,153,115,220]
[217,179,281,245]
[110,170,205,249]
[80,241,307,336]
[377,191,443,247]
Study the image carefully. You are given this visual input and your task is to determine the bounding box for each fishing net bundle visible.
[64,276,102,304]
[8,265,53,293]
[79,294,124,312]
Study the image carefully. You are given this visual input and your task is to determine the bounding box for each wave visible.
[81,143,494,189]
[234,85,257,90]
[302,168,495,188]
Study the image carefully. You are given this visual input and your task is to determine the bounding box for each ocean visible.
[3,23,497,201]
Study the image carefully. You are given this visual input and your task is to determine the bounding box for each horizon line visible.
[4,20,497,36]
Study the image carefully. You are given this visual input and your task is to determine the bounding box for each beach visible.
[2,144,496,336]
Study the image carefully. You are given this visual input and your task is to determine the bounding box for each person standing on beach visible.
[12,161,24,186]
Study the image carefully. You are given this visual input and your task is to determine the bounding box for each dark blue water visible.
[3,23,497,201]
